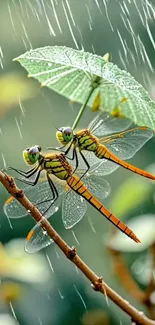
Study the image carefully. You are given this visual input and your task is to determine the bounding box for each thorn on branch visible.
[3,172,24,198]
[67,246,77,260]
[5,173,14,187]
[15,189,24,199]
[131,317,139,325]
[92,277,103,291]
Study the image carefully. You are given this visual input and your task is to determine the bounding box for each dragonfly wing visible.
[69,149,101,172]
[62,190,87,229]
[104,127,154,160]
[88,112,132,137]
[73,151,120,176]
[4,177,64,219]
[83,174,111,200]
[4,195,29,219]
[89,159,119,176]
[25,223,53,254]
[3,180,49,219]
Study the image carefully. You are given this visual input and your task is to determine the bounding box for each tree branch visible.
[0,170,155,325]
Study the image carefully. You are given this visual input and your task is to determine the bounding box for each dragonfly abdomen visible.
[96,145,155,180]
[95,144,111,159]
[67,175,140,243]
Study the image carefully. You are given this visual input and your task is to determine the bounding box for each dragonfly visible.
[4,145,140,253]
[49,112,155,180]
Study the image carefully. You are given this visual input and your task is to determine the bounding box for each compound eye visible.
[64,127,72,136]
[29,146,39,155]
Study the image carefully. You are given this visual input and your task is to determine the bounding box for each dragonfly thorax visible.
[76,129,98,152]
[44,153,72,180]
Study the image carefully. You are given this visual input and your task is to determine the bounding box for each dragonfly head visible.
[23,145,42,165]
[56,126,73,145]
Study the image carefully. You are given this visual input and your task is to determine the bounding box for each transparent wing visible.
[68,149,117,176]
[25,170,111,253]
[88,112,132,137]
[3,177,64,219]
[82,174,111,199]
[70,150,100,170]
[62,168,111,229]
[101,127,154,160]
[88,159,119,176]
[70,150,119,177]
[26,186,83,253]
[25,222,55,254]
[62,190,87,229]
[83,151,120,175]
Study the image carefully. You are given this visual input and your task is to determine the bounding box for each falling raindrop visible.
[9,301,18,320]
[1,153,7,169]
[58,287,65,299]
[72,230,80,245]
[46,253,54,272]
[73,285,87,310]
[87,216,96,233]
[15,117,23,140]
[62,1,79,49]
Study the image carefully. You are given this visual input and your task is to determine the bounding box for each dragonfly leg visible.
[15,169,41,186]
[7,166,39,178]
[35,175,55,206]
[79,151,90,178]
[63,145,79,174]
[71,148,78,174]
[40,174,59,216]
[64,141,73,156]
[36,197,56,206]
[47,175,59,202]
[47,144,67,153]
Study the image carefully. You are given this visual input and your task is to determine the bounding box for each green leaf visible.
[14,46,155,129]
[106,214,155,252]
[109,176,152,218]
[131,253,154,285]
[3,239,53,284]
[0,73,37,117]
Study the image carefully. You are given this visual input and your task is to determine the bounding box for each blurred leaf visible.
[0,314,19,325]
[146,163,155,185]
[14,46,155,129]
[107,214,155,252]
[0,73,37,116]
[131,253,154,285]
[109,176,152,218]
[0,282,21,303]
[82,309,109,325]
[0,240,53,284]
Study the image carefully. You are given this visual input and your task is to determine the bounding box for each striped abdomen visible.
[95,144,155,180]
[67,175,140,243]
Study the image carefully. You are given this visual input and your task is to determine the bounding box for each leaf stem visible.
[1,170,155,325]
[72,86,95,130]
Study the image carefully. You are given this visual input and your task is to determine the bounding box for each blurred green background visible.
[1,1,155,324]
